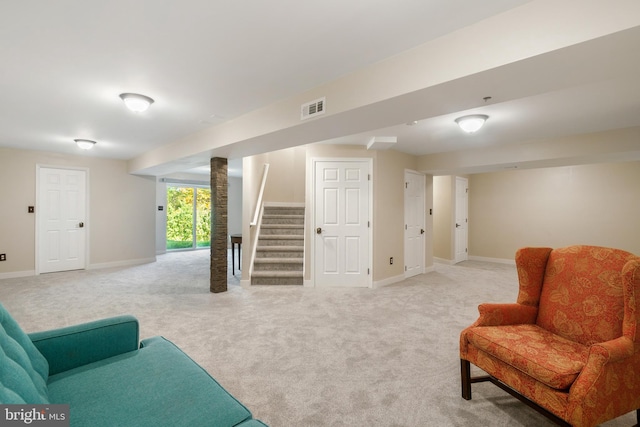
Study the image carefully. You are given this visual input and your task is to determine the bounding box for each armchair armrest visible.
[474,303,538,327]
[29,315,139,376]
[590,336,635,363]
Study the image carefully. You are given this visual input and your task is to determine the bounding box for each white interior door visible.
[454,176,468,263]
[404,171,425,277]
[314,160,370,287]
[38,167,87,273]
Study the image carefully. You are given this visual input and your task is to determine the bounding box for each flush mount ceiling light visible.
[74,139,96,150]
[455,114,489,133]
[119,93,155,112]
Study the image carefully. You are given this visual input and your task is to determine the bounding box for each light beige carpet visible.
[0,251,635,426]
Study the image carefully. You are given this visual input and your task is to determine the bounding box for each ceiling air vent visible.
[301,97,326,120]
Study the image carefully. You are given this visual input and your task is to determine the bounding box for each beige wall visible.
[374,150,434,279]
[228,176,243,236]
[469,161,640,260]
[0,147,156,277]
[433,176,454,260]
[262,146,306,203]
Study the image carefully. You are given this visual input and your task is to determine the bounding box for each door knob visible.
[79,222,84,228]
[420,229,425,234]
[316,227,322,234]
[455,223,460,228]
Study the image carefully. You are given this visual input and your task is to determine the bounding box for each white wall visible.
[0,147,156,278]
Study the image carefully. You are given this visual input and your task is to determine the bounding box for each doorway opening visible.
[166,184,211,250]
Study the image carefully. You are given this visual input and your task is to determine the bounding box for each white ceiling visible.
[2,1,639,177]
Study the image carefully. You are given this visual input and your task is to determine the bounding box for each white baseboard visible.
[434,257,456,265]
[0,270,36,280]
[88,257,157,270]
[303,279,313,288]
[373,274,405,289]
[0,257,157,280]
[240,279,251,288]
[468,255,515,265]
[423,265,436,274]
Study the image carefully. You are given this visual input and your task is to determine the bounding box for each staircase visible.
[252,205,304,285]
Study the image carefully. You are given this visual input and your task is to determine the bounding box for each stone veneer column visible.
[210,157,228,293]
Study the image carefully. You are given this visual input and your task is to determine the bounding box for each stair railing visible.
[250,163,269,227]
[248,163,269,280]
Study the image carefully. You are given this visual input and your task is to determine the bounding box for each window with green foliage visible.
[166,185,211,250]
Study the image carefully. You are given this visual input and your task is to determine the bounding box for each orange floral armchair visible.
[460,245,640,426]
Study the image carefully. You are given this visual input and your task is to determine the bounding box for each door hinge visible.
[405,224,407,230]
[405,266,407,271]
[466,248,468,253]
[405,182,408,188]
[368,221,370,228]
[466,188,469,193]
[368,174,371,181]
[367,268,370,275]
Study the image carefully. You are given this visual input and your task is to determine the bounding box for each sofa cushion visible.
[0,303,49,403]
[466,324,589,389]
[47,336,253,427]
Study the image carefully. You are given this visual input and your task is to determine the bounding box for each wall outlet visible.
[389,257,393,265]
[0,254,6,261]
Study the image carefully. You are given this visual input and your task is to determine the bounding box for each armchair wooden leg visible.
[636,408,639,425]
[461,359,472,400]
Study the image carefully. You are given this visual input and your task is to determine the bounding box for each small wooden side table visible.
[230,234,242,275]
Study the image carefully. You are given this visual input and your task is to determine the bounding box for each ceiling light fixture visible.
[455,114,489,133]
[119,93,155,112]
[74,139,96,150]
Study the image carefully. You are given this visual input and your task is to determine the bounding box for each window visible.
[166,185,211,250]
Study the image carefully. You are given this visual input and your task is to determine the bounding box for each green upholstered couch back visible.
[0,303,50,403]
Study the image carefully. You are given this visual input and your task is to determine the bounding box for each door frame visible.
[404,169,426,278]
[309,157,373,288]
[35,164,90,275]
[454,176,469,264]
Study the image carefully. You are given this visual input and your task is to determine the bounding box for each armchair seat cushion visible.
[466,324,589,389]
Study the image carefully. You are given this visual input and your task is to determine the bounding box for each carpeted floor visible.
[0,250,635,426]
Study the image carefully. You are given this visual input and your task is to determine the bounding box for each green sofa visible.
[0,303,267,427]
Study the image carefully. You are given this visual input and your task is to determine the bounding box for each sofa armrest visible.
[566,336,637,424]
[28,315,139,376]
[474,303,538,327]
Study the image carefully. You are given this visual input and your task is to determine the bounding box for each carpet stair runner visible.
[252,205,304,285]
